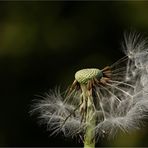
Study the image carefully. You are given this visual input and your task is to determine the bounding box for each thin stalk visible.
[81,85,96,148]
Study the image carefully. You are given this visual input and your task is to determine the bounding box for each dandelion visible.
[31,32,148,148]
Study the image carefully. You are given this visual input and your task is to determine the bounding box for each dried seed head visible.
[31,32,148,141]
[75,68,103,84]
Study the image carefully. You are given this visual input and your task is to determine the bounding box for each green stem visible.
[81,85,96,148]
[84,112,96,148]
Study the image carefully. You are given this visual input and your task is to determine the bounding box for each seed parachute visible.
[31,32,148,147]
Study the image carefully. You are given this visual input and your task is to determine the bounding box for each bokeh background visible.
[1,1,148,147]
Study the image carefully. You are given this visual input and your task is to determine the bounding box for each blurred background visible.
[0,1,148,147]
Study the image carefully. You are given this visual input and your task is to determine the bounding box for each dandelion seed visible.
[31,32,148,148]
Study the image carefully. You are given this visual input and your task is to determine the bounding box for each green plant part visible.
[66,67,112,148]
[75,68,103,84]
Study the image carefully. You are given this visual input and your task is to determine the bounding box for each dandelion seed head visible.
[75,68,103,84]
[31,32,148,141]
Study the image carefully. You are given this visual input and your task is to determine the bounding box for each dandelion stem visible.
[80,85,96,148]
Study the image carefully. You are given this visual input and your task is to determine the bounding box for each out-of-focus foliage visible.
[0,1,148,147]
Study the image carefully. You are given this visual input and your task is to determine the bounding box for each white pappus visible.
[31,32,148,142]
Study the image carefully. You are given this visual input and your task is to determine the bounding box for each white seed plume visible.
[31,32,148,140]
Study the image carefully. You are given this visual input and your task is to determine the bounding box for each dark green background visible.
[0,1,148,147]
